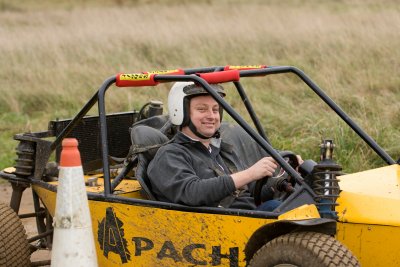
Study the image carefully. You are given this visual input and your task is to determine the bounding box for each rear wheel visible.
[249,232,359,267]
[0,202,31,267]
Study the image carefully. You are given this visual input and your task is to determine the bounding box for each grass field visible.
[0,0,399,173]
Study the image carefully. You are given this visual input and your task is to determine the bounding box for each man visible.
[147,82,282,211]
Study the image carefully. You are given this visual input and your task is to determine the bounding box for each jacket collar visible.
[174,131,233,153]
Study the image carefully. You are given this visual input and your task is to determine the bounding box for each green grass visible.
[0,0,399,173]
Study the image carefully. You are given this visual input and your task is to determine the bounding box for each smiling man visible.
[147,82,280,211]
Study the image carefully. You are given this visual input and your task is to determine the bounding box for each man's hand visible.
[296,155,304,171]
[231,157,277,189]
[248,157,278,180]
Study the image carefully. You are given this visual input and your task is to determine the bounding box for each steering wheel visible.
[253,151,300,206]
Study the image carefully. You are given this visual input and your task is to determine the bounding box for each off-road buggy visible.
[1,65,399,266]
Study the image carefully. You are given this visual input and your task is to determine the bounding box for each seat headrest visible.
[131,114,169,130]
[130,125,169,161]
[220,122,269,168]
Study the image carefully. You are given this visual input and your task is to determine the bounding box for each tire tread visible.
[249,231,360,267]
[0,203,31,267]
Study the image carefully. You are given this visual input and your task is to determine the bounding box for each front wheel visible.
[0,202,31,267]
[249,232,359,267]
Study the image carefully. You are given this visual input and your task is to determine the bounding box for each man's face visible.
[187,95,221,139]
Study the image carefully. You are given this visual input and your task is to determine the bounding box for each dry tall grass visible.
[0,0,399,171]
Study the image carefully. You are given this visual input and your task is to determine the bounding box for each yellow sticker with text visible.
[119,73,151,81]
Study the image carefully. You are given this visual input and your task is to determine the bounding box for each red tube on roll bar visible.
[116,73,158,87]
[196,69,240,84]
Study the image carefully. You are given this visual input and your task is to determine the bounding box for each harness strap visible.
[125,139,173,164]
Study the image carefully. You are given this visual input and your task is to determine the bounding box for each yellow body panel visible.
[30,164,400,266]
[337,165,400,225]
[48,174,142,193]
[277,204,320,220]
[335,164,400,266]
[92,201,276,266]
[33,183,321,266]
[336,222,400,267]
[33,165,400,266]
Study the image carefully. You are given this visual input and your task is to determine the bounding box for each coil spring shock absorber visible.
[14,140,35,178]
[311,139,343,219]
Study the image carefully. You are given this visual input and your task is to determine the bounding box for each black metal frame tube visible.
[27,229,53,243]
[239,66,396,165]
[10,183,27,213]
[97,77,117,195]
[51,93,98,151]
[19,210,46,219]
[50,76,115,152]
[32,190,47,235]
[30,260,51,267]
[233,81,270,143]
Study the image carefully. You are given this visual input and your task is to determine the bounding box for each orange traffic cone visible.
[51,138,98,267]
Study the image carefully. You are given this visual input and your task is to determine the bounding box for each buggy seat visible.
[130,124,170,200]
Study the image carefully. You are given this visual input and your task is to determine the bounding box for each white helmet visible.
[168,82,225,126]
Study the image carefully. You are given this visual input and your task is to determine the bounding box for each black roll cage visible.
[50,65,396,197]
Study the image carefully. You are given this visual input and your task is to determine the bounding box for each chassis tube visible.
[239,66,396,165]
[97,77,117,196]
[51,92,98,151]
[233,81,270,144]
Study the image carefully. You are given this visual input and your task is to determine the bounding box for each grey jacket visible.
[147,131,257,209]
